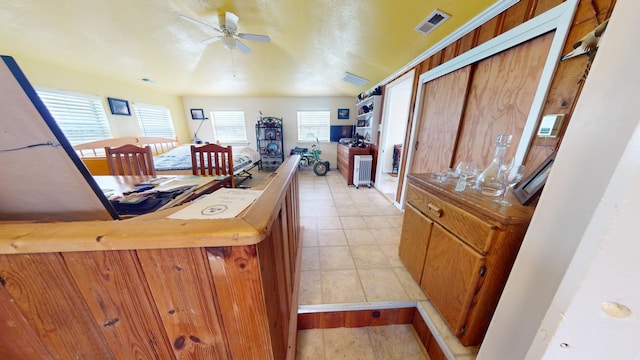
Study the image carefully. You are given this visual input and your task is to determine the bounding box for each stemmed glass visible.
[495,164,526,206]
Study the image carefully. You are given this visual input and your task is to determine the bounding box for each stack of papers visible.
[167,188,263,220]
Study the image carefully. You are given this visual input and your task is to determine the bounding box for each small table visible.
[94,175,230,215]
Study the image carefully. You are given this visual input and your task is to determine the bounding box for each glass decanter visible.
[475,134,512,196]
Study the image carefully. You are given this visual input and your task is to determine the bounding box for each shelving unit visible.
[256,116,284,170]
[355,95,382,145]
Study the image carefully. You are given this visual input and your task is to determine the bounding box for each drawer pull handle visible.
[427,203,442,217]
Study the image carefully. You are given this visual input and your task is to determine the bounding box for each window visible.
[211,110,248,143]
[134,103,175,138]
[297,110,330,142]
[36,88,112,144]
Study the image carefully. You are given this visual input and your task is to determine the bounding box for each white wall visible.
[181,96,356,166]
[479,0,640,358]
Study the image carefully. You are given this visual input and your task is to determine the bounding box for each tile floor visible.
[295,169,430,359]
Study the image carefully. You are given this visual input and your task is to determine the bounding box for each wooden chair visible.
[105,144,156,176]
[191,144,235,187]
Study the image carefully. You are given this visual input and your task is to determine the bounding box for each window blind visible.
[134,103,175,138]
[212,110,248,143]
[36,88,112,145]
[297,110,330,142]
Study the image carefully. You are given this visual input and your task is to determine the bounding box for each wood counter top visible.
[0,156,299,255]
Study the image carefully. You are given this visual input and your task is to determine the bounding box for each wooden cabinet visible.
[399,173,534,346]
[337,143,370,185]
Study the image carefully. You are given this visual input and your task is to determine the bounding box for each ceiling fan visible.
[180,11,271,54]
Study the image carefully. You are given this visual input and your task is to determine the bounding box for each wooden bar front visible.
[0,157,301,360]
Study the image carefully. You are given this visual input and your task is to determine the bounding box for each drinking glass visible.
[455,161,478,183]
[495,164,526,206]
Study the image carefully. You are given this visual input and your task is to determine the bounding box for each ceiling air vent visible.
[342,72,369,87]
[415,9,451,36]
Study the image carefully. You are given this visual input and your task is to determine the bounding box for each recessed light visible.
[140,77,155,83]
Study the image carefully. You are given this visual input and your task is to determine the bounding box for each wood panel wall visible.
[396,0,617,179]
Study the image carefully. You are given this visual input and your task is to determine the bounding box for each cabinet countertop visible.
[408,173,535,226]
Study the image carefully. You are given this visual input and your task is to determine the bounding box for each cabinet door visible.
[398,205,432,282]
[420,224,484,337]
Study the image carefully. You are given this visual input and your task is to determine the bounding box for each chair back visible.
[105,144,156,176]
[190,144,234,187]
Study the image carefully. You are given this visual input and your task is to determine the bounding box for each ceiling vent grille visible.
[342,72,369,87]
[415,10,451,35]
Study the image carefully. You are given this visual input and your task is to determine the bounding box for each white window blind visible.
[212,110,248,143]
[134,103,175,138]
[36,88,112,145]
[297,110,330,142]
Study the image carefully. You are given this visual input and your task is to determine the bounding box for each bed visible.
[153,145,260,185]
[74,137,261,186]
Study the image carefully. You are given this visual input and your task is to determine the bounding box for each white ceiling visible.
[0,0,498,97]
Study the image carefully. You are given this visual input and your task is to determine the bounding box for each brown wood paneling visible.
[534,0,564,16]
[411,65,472,174]
[298,307,416,329]
[476,14,503,46]
[0,285,53,359]
[501,0,535,33]
[457,30,478,56]
[135,248,229,359]
[0,253,113,358]
[206,245,273,359]
[453,32,554,168]
[63,250,175,359]
[412,313,447,360]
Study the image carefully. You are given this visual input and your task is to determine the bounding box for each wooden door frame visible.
[400,0,579,208]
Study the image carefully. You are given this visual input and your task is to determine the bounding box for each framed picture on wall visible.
[337,108,350,119]
[190,108,205,120]
[107,97,131,116]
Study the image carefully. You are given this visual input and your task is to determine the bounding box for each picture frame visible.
[337,108,350,120]
[514,150,557,205]
[107,97,131,116]
[190,108,205,120]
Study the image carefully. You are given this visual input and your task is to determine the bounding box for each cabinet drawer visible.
[407,185,495,254]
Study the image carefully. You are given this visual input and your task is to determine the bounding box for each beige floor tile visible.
[340,216,368,229]
[296,329,324,360]
[319,246,355,270]
[336,205,363,216]
[316,216,342,230]
[362,215,394,229]
[317,229,347,246]
[393,267,428,301]
[321,269,366,303]
[358,268,409,302]
[301,246,320,271]
[369,325,428,360]
[386,215,404,228]
[299,271,322,305]
[315,206,339,217]
[300,217,317,229]
[378,244,403,267]
[323,327,376,360]
[301,228,319,247]
[374,227,401,245]
[350,245,391,269]
[344,228,377,245]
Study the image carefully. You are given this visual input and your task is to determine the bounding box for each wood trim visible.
[297,307,416,330]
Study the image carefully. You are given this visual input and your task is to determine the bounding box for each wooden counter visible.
[0,156,301,359]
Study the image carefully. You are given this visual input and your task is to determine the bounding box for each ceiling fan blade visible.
[225,11,239,32]
[201,36,224,45]
[180,15,222,33]
[238,33,271,43]
[236,39,251,54]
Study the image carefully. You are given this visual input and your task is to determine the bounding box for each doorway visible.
[376,70,414,206]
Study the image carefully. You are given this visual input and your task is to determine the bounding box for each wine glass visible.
[495,164,526,206]
[455,161,478,184]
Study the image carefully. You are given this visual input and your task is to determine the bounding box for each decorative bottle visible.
[475,134,512,196]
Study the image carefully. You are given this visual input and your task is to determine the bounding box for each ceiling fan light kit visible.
[181,11,271,55]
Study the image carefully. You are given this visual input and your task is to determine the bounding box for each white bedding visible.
[153,145,259,173]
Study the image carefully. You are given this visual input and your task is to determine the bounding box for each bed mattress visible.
[154,145,258,173]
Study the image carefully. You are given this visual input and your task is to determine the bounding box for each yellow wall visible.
[12,55,191,143]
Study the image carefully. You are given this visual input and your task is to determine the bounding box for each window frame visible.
[297,110,331,142]
[133,103,176,139]
[211,110,249,144]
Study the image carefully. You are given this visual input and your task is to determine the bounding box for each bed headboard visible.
[74,136,179,157]
[73,136,180,175]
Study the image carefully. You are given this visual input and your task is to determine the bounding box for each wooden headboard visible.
[74,136,180,175]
